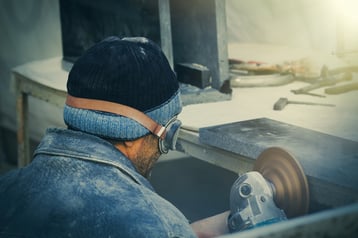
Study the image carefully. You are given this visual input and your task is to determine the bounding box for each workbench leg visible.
[16,92,30,167]
[158,0,173,68]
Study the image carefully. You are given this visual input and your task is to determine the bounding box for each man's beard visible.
[135,152,161,178]
[134,135,161,178]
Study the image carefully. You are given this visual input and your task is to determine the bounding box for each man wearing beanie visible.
[0,36,229,238]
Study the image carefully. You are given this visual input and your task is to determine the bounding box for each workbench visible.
[11,57,230,166]
[177,76,358,173]
[12,57,67,167]
[12,56,358,169]
[176,68,358,212]
[12,56,358,237]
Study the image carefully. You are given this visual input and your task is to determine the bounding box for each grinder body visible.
[228,171,287,232]
[228,147,309,233]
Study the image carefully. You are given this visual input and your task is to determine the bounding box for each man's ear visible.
[126,137,149,152]
[115,137,146,158]
[123,140,135,148]
[121,137,146,159]
[123,137,145,148]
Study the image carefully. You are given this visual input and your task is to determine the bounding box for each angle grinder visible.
[228,147,309,232]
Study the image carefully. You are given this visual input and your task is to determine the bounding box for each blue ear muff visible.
[159,118,182,154]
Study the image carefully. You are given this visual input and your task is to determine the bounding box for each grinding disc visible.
[253,147,309,218]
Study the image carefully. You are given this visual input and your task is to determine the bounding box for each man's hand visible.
[190,211,230,238]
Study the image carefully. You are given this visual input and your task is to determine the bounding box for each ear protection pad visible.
[159,117,182,154]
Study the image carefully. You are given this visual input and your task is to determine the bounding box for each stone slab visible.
[199,117,358,208]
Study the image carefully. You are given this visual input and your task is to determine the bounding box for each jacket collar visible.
[34,128,153,189]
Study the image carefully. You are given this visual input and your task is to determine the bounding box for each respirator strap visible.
[65,95,166,139]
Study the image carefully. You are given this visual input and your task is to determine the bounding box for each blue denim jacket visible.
[0,128,197,238]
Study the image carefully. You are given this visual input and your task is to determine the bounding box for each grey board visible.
[59,0,162,63]
[199,118,358,210]
[170,0,229,90]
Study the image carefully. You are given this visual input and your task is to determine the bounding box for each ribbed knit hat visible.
[64,36,182,140]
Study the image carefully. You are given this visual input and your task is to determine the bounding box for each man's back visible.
[0,129,196,238]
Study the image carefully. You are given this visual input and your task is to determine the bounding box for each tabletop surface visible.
[12,56,358,143]
[13,57,68,92]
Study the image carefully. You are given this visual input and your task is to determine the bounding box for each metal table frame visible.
[177,129,254,175]
[12,58,67,167]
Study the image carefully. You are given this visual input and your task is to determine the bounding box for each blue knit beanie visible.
[64,36,182,140]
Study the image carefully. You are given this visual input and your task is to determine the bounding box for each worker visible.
[0,36,229,238]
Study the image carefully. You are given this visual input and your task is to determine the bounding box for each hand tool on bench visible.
[273,97,335,111]
[291,65,353,96]
[324,82,358,95]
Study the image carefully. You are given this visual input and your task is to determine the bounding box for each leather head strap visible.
[65,95,166,139]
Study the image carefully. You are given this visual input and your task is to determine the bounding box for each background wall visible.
[0,0,62,131]
[0,0,63,164]
[226,0,358,56]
